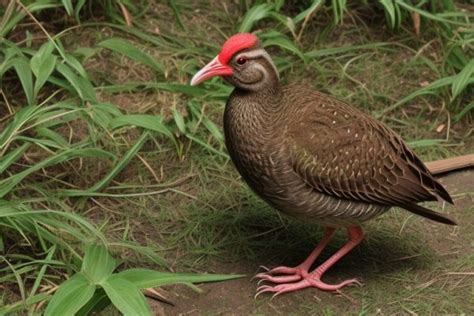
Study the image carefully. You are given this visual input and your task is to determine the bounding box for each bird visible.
[190,33,456,297]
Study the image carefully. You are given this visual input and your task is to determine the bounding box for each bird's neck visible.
[234,83,283,112]
[224,84,283,145]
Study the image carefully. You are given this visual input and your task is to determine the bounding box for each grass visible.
[0,0,473,314]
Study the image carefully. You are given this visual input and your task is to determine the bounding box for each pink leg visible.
[254,227,336,283]
[255,226,364,297]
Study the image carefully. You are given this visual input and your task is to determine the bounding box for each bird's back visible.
[224,85,455,226]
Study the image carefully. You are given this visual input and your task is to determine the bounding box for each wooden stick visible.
[425,154,474,175]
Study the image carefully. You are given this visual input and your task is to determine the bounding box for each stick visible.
[425,154,474,175]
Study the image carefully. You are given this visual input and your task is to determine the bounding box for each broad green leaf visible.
[61,0,74,16]
[56,63,97,102]
[13,57,34,105]
[30,41,55,76]
[451,60,474,100]
[102,276,151,316]
[64,53,88,79]
[74,0,87,21]
[238,3,273,33]
[44,273,95,316]
[379,0,396,28]
[82,244,117,284]
[35,127,70,147]
[117,268,244,289]
[0,143,30,174]
[77,288,110,316]
[98,38,164,73]
[31,41,57,96]
[33,54,57,96]
[89,102,123,129]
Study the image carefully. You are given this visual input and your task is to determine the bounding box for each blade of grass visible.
[98,38,164,74]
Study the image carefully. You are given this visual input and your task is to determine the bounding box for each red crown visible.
[218,33,258,64]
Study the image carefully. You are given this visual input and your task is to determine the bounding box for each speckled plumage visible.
[224,82,454,227]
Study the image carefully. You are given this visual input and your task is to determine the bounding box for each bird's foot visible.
[255,271,361,298]
[254,265,305,284]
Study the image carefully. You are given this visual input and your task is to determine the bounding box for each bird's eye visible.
[236,57,247,65]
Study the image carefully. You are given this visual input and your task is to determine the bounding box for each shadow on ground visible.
[156,169,473,315]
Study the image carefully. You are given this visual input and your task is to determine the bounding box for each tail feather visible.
[400,203,457,225]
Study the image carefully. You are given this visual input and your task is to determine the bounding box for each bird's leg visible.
[254,227,336,283]
[255,226,363,297]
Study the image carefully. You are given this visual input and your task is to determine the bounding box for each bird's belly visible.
[232,149,389,227]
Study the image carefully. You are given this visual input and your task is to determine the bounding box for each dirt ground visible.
[149,168,474,315]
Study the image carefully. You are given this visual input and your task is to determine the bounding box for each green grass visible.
[0,0,473,314]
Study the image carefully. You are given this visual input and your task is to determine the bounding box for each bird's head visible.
[190,33,279,92]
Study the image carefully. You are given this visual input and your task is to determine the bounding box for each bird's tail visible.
[400,203,457,225]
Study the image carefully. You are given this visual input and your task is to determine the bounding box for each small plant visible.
[44,244,241,315]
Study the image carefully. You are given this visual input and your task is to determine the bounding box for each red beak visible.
[190,56,233,86]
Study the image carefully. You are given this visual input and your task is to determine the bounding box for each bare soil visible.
[154,169,474,315]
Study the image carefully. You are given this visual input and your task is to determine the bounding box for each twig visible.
[425,154,474,175]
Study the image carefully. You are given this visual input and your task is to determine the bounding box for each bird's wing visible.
[284,88,452,206]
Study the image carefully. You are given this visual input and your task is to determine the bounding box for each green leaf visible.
[44,273,95,316]
[35,127,69,147]
[117,268,244,289]
[172,106,186,134]
[102,276,151,316]
[407,139,443,148]
[0,143,30,174]
[110,114,173,138]
[81,244,117,284]
[13,57,34,105]
[380,74,474,115]
[293,0,323,24]
[332,0,347,24]
[238,3,273,33]
[395,0,469,26]
[74,0,87,22]
[451,60,474,100]
[56,63,97,102]
[379,0,396,29]
[61,0,74,16]
[77,288,111,316]
[98,38,164,73]
[0,293,49,315]
[61,132,149,196]
[260,31,306,62]
[64,53,89,79]
[0,147,113,198]
[454,101,474,122]
[32,53,57,97]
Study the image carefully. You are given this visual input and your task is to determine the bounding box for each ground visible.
[152,169,473,315]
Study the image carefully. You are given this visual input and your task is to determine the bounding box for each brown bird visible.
[190,33,456,297]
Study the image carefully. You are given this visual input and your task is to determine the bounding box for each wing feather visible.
[283,86,452,207]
